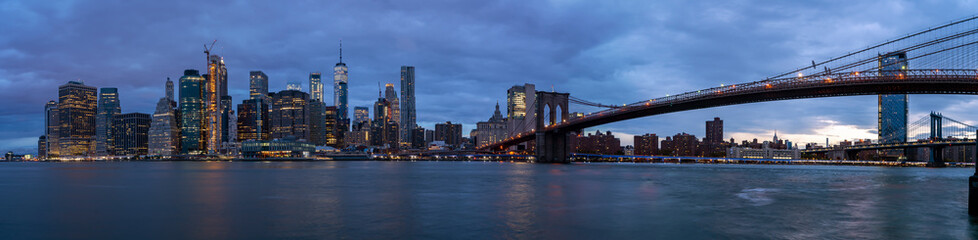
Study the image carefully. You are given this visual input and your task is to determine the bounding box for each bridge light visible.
[797,72,803,78]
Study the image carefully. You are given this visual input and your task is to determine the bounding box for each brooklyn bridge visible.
[478,16,978,164]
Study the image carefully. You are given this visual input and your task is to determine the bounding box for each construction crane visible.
[204,39,217,58]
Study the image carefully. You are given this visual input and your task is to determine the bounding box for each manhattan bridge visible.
[479,16,978,166]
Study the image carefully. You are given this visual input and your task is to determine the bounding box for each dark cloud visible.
[1,0,977,152]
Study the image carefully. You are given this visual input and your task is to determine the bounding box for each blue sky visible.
[1,0,977,153]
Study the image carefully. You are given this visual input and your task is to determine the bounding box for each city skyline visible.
[3,1,978,153]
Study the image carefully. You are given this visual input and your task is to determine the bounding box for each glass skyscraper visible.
[180,69,205,154]
[249,71,268,100]
[399,66,416,147]
[95,87,121,156]
[878,51,908,144]
[334,42,349,125]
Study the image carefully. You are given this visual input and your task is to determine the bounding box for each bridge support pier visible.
[928,146,946,167]
[535,131,570,163]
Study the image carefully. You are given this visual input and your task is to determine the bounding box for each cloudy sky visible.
[2,0,977,153]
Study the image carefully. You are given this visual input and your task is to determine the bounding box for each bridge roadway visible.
[481,69,978,151]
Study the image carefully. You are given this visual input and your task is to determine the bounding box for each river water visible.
[0,161,976,239]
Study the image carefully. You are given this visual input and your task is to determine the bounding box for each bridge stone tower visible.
[535,91,570,163]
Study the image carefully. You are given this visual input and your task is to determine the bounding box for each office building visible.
[237,98,270,142]
[399,66,416,147]
[95,87,121,156]
[112,113,151,156]
[58,81,98,157]
[506,84,536,137]
[149,78,180,156]
[309,72,323,102]
[44,100,59,159]
[370,97,398,148]
[180,69,205,154]
[353,106,370,130]
[324,106,339,147]
[249,71,268,100]
[308,101,327,146]
[271,90,310,141]
[334,42,349,125]
[473,103,507,147]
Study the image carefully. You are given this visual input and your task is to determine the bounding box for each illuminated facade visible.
[727,147,800,160]
[271,90,310,141]
[237,98,270,142]
[435,121,463,148]
[149,78,180,156]
[385,83,400,126]
[95,87,121,156]
[399,66,416,147]
[205,55,227,154]
[370,98,398,148]
[334,44,349,124]
[112,113,151,156]
[57,81,98,157]
[705,117,723,143]
[240,137,314,158]
[44,100,60,159]
[324,106,339,147]
[878,51,908,144]
[506,84,536,137]
[249,71,268,100]
[353,106,370,130]
[634,134,659,156]
[179,70,205,154]
[309,72,323,102]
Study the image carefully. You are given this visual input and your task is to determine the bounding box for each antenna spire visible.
[339,39,343,63]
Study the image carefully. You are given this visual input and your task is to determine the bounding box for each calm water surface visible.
[1,161,976,239]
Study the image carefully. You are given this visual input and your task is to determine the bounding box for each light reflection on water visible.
[0,161,977,239]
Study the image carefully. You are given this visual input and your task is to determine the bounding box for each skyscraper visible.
[354,106,370,128]
[370,97,398,148]
[149,78,180,156]
[58,81,98,157]
[334,41,349,125]
[310,72,323,102]
[399,66,416,147]
[506,84,536,136]
[308,101,327,146]
[205,55,227,154]
[179,70,205,154]
[237,98,270,142]
[112,113,151,156]
[878,51,908,144]
[324,106,339,147]
[705,117,723,143]
[249,71,268,100]
[271,90,310,141]
[44,100,59,159]
[95,87,121,156]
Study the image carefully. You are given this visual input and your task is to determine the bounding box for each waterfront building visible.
[148,78,180,156]
[424,129,434,144]
[271,90,310,141]
[249,71,268,100]
[112,113,151,156]
[399,66,416,148]
[435,121,463,148]
[179,69,205,154]
[310,72,323,102]
[44,100,59,159]
[236,98,270,141]
[334,42,349,126]
[37,136,46,157]
[205,54,227,154]
[411,127,426,149]
[240,137,315,158]
[95,87,121,156]
[58,81,98,157]
[575,130,622,155]
[727,147,800,160]
[634,133,659,156]
[473,103,507,147]
[661,133,699,156]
